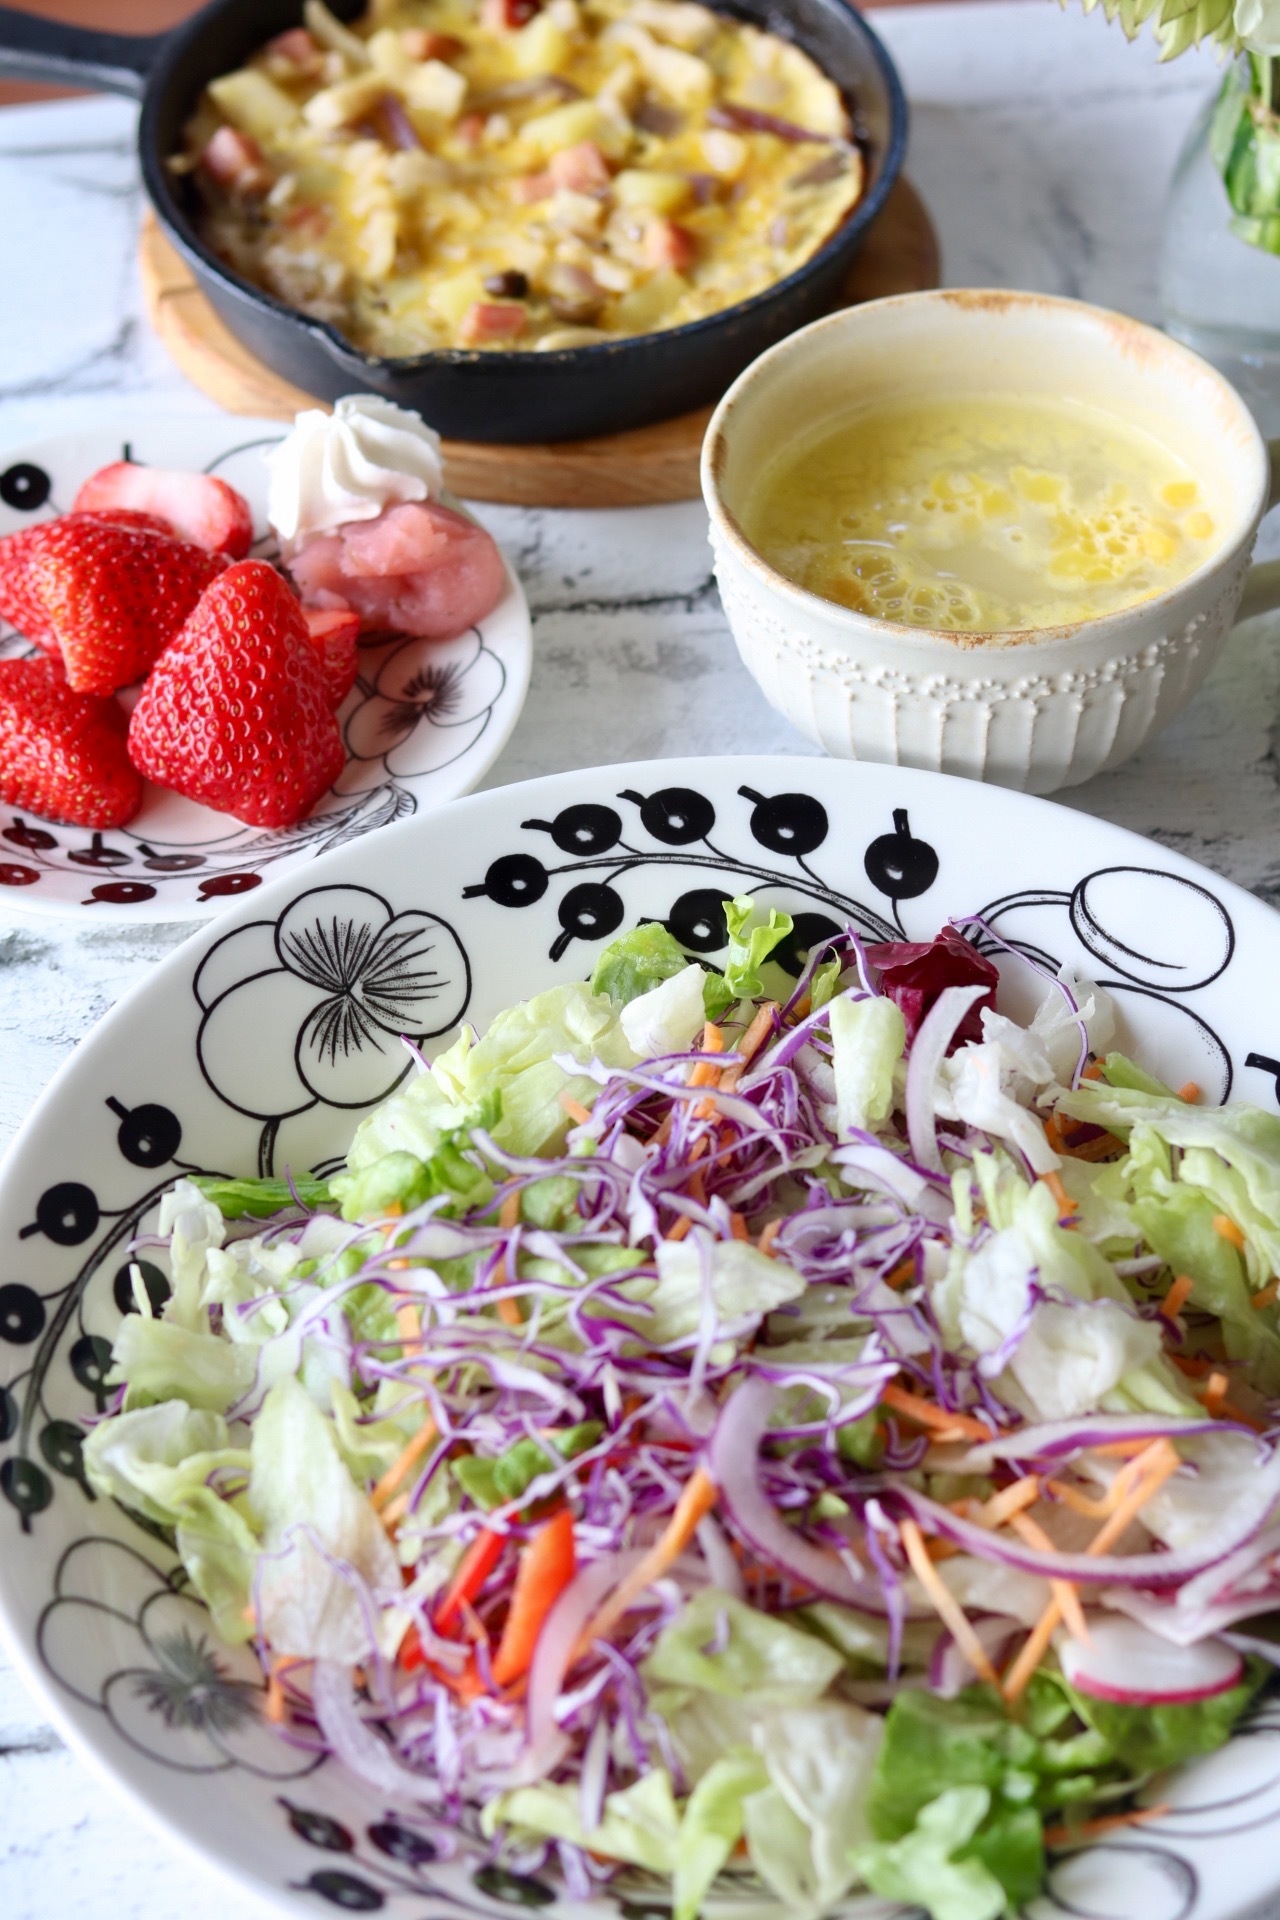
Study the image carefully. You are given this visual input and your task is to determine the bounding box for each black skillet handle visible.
[0,5,164,100]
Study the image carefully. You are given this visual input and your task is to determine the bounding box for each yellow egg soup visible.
[742,395,1221,633]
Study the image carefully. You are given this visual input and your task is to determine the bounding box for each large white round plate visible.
[0,417,531,922]
[1,755,1279,1920]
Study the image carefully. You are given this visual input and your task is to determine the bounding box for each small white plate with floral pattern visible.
[0,415,531,923]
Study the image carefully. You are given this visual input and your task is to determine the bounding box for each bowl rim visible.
[139,0,909,379]
[699,286,1272,652]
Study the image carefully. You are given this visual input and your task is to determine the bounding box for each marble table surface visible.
[1,4,1278,1915]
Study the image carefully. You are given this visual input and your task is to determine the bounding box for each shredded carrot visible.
[880,1381,991,1443]
[1043,1804,1170,1848]
[557,1091,593,1126]
[1253,1279,1280,1313]
[499,1192,521,1230]
[1170,1352,1217,1378]
[729,1211,750,1242]
[720,1002,778,1091]
[577,1466,717,1655]
[1007,1512,1090,1642]
[971,1476,1040,1528]
[665,1214,694,1243]
[1043,1113,1067,1154]
[1081,1059,1104,1080]
[380,1490,411,1532]
[387,1256,410,1272]
[1178,1081,1201,1104]
[383,1201,404,1219]
[1061,1132,1125,1164]
[371,1415,439,1512]
[900,1519,1001,1687]
[1005,1441,1182,1702]
[1160,1274,1195,1322]
[1202,1371,1230,1417]
[884,1259,916,1291]
[395,1302,422,1351]
[1214,1213,1247,1251]
[758,1219,782,1258]
[1088,1438,1156,1458]
[492,1507,577,1688]
[265,1655,301,1724]
[1039,1169,1077,1219]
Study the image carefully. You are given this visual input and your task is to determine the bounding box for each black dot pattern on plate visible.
[0,1384,16,1444]
[297,1869,384,1911]
[523,803,622,855]
[367,1821,437,1865]
[619,785,715,845]
[68,835,130,870]
[772,910,843,978]
[39,1419,88,1484]
[198,872,263,899]
[281,1802,355,1852]
[0,862,39,887]
[465,852,548,908]
[85,882,157,907]
[864,808,940,901]
[739,785,829,856]
[69,1334,115,1409]
[112,1258,171,1318]
[22,1181,99,1246]
[3,818,57,852]
[667,888,730,952]
[556,881,624,945]
[0,1455,53,1522]
[0,462,51,511]
[0,1283,45,1344]
[106,1097,182,1168]
[472,1866,556,1907]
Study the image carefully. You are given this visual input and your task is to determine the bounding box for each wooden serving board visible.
[139,179,939,508]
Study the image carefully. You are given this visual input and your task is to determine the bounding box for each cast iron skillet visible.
[0,0,907,442]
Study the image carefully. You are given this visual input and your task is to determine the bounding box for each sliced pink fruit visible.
[72,462,254,559]
[1060,1617,1244,1706]
[286,502,506,641]
[304,605,360,710]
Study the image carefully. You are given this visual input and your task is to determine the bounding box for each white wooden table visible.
[1,5,1277,1913]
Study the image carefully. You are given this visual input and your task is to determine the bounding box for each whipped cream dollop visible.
[266,394,445,546]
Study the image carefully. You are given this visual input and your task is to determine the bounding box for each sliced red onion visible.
[1059,1618,1244,1705]
[950,1414,1252,1474]
[893,1477,1280,1589]
[905,986,989,1172]
[525,1550,644,1765]
[696,1514,745,1598]
[929,1616,1021,1699]
[311,1661,441,1805]
[709,1377,919,1615]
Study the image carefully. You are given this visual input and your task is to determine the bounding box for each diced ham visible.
[454,113,488,149]
[265,27,322,73]
[402,29,465,60]
[287,502,507,642]
[511,170,556,203]
[641,217,698,271]
[201,126,273,197]
[481,0,541,28]
[548,140,612,192]
[283,202,330,235]
[459,301,527,344]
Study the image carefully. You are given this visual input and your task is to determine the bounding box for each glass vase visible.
[1160,64,1280,433]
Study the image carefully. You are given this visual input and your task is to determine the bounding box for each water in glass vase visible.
[1160,80,1280,435]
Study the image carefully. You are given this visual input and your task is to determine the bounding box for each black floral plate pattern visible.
[2,755,1279,1920]
[0,417,531,922]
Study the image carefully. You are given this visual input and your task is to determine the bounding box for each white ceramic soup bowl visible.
[701,290,1280,793]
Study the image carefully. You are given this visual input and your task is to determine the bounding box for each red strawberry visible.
[0,517,226,694]
[128,560,345,829]
[303,605,360,709]
[73,462,254,559]
[0,511,187,654]
[0,656,142,828]
[77,507,179,538]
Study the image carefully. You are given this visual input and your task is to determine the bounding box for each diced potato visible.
[606,24,712,107]
[207,70,300,140]
[626,0,718,51]
[613,168,693,214]
[550,187,605,236]
[518,99,632,162]
[360,205,399,278]
[611,266,686,331]
[429,268,488,329]
[367,27,409,79]
[510,14,574,77]
[302,73,386,130]
[699,129,747,180]
[402,60,468,119]
[303,0,369,67]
